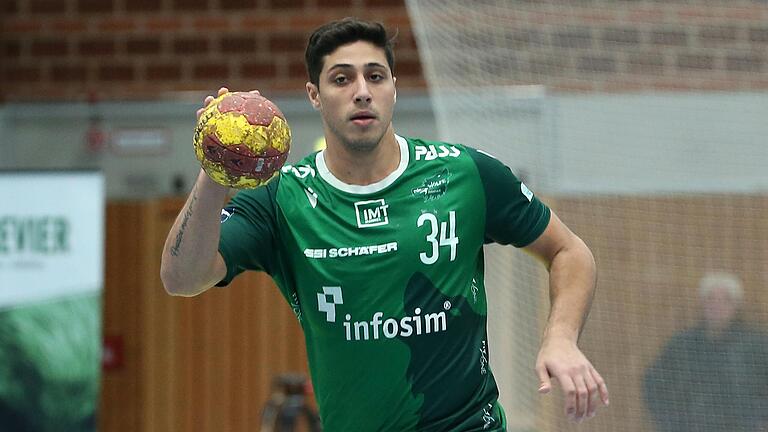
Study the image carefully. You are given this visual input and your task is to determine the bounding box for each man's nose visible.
[354,79,372,104]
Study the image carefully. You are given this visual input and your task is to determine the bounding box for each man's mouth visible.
[350,112,377,126]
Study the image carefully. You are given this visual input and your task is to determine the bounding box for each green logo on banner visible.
[0,216,70,254]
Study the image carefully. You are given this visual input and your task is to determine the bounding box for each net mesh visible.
[405,1,768,431]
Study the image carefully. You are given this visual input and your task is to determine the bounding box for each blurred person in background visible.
[643,272,768,432]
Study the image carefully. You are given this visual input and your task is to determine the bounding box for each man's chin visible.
[344,138,380,153]
[342,130,387,152]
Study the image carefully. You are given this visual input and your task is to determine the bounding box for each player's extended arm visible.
[523,211,609,422]
[161,87,233,297]
[160,169,229,297]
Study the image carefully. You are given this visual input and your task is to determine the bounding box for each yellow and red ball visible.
[194,91,291,189]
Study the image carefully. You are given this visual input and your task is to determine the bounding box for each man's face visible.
[306,40,396,152]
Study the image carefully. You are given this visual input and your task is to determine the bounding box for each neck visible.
[323,127,400,186]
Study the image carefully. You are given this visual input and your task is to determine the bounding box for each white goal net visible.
[406,1,768,431]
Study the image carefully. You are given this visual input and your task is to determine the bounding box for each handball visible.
[193,91,291,188]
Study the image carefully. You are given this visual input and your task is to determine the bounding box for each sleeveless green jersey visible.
[218,135,551,431]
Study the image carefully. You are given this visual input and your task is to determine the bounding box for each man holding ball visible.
[161,17,608,431]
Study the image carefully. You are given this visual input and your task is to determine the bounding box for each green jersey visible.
[218,135,551,431]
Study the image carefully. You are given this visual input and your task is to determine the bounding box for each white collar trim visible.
[315,134,409,194]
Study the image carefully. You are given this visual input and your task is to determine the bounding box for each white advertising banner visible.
[0,171,103,431]
[0,171,104,307]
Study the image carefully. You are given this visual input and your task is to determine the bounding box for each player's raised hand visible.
[196,87,264,120]
[197,87,227,120]
[535,336,609,422]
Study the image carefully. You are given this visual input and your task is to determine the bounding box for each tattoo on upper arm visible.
[170,189,198,257]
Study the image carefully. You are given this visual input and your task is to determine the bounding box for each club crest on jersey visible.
[412,168,450,201]
[354,199,389,228]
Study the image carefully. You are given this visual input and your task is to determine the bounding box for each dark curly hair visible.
[305,17,395,87]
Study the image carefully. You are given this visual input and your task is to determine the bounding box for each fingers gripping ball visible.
[194,92,291,188]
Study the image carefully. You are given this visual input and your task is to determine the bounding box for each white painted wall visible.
[555,93,768,195]
[2,90,766,198]
[432,89,768,195]
[0,93,437,199]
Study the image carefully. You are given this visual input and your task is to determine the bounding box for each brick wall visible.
[2,2,768,101]
[410,1,768,93]
[0,0,422,101]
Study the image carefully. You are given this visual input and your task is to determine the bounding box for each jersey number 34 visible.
[417,211,459,265]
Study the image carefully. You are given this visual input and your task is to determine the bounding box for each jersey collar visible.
[315,134,409,195]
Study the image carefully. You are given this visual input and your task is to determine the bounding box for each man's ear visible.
[393,76,397,103]
[306,82,321,111]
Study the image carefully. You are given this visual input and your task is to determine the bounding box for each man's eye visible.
[334,76,347,84]
[370,73,384,81]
